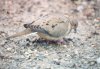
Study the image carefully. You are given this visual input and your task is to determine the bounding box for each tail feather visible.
[6,28,32,39]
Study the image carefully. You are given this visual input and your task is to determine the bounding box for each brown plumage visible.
[6,14,78,40]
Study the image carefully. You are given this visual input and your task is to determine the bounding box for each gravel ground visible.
[0,0,100,69]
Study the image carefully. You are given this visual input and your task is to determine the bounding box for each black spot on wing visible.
[23,21,36,28]
[24,24,29,28]
[52,24,58,28]
[46,23,49,25]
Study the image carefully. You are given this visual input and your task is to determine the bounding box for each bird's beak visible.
[74,28,77,33]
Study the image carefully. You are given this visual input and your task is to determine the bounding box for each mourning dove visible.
[6,14,78,41]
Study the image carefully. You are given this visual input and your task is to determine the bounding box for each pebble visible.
[96,57,100,63]
[77,5,84,12]
[7,47,12,51]
[88,61,97,66]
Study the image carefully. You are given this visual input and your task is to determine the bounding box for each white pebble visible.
[27,49,33,54]
[77,5,84,12]
[96,57,100,63]
[82,1,88,6]
[7,48,12,51]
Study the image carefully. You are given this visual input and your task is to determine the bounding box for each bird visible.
[6,13,78,44]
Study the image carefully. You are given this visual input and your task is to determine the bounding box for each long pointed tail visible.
[6,28,32,39]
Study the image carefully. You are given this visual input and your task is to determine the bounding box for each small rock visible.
[27,49,33,54]
[88,61,97,66]
[6,47,12,51]
[96,57,100,63]
[53,61,60,65]
[77,5,84,12]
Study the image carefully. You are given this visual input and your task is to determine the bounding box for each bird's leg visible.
[55,39,67,45]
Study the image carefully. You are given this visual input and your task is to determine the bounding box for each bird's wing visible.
[25,14,71,38]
